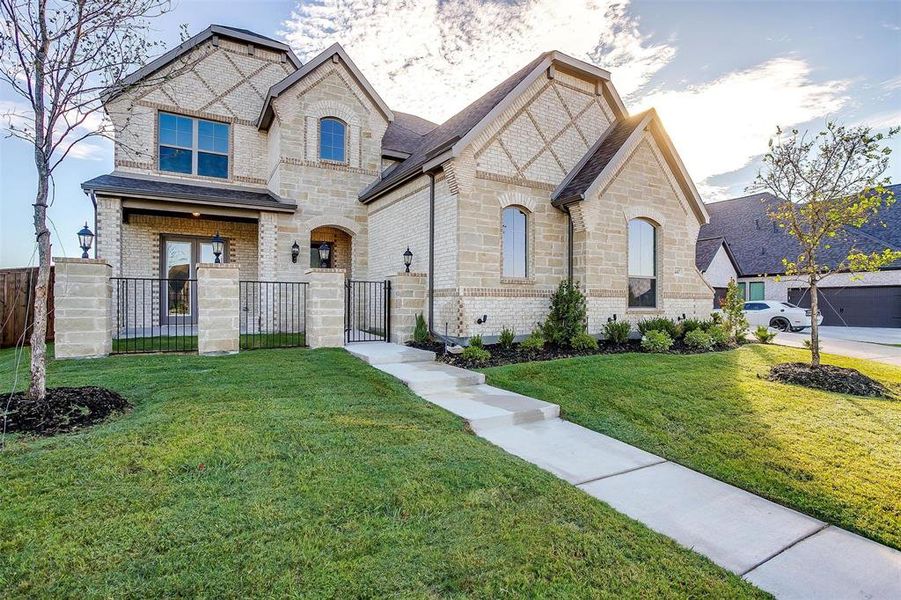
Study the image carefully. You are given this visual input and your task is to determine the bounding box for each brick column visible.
[95,196,122,276]
[53,258,112,359]
[257,211,279,332]
[197,263,239,356]
[305,268,346,348]
[388,272,427,343]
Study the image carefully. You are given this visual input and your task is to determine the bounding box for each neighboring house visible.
[696,187,901,327]
[82,24,713,342]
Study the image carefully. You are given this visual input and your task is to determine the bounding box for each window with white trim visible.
[158,112,229,178]
[502,206,528,278]
[319,118,346,162]
[628,218,657,308]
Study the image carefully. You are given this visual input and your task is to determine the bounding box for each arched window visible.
[502,206,528,278]
[628,218,657,307]
[319,118,346,162]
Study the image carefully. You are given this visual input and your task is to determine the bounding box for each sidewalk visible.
[775,331,901,366]
[347,342,901,600]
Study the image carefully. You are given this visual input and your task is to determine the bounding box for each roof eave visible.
[81,182,297,213]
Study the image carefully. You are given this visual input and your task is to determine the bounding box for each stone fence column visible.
[388,272,427,344]
[197,263,239,356]
[306,268,346,348]
[53,258,112,359]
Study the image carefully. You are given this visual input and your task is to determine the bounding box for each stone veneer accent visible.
[53,258,112,359]
[388,272,427,343]
[305,268,346,348]
[196,263,240,355]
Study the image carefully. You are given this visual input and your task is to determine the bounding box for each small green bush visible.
[707,325,729,347]
[603,319,632,344]
[710,312,724,326]
[498,327,515,350]
[520,328,546,354]
[681,318,705,335]
[461,345,491,365]
[413,313,429,344]
[755,325,777,344]
[640,329,673,353]
[570,332,598,351]
[469,334,483,348]
[543,279,587,347]
[637,317,679,339]
[684,328,714,351]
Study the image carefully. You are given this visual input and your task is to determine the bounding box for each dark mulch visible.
[2,387,131,436]
[766,363,893,398]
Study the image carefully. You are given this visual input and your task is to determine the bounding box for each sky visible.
[1,0,899,267]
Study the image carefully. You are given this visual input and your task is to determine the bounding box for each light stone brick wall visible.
[305,268,346,348]
[388,272,427,343]
[196,263,239,355]
[257,212,278,281]
[95,197,123,276]
[53,258,112,359]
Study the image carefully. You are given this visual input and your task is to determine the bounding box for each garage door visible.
[788,286,901,328]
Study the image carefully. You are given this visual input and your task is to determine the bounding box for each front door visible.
[161,236,225,324]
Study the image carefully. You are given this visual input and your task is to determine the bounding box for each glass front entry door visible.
[161,237,227,324]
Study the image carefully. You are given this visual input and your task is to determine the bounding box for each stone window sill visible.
[500,277,535,285]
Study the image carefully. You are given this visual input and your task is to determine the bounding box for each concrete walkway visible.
[775,330,901,366]
[346,342,901,600]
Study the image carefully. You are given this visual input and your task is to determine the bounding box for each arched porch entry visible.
[310,226,353,277]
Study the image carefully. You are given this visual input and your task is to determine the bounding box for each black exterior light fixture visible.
[77,222,94,259]
[211,231,225,264]
[291,241,300,264]
[318,242,331,268]
[403,247,413,273]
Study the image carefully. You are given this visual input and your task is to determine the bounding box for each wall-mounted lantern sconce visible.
[211,231,224,263]
[77,222,94,259]
[403,247,413,273]
[291,241,300,264]
[476,314,488,325]
[318,242,331,268]
[607,314,617,323]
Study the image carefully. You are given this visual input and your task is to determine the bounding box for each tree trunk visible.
[809,280,821,368]
[27,163,51,403]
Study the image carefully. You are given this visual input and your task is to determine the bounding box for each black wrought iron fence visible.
[345,279,390,343]
[239,280,307,349]
[111,277,198,354]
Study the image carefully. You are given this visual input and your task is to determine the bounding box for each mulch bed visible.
[2,387,131,436]
[766,363,893,398]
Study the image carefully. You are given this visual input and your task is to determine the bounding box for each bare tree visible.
[0,0,188,403]
[751,122,899,367]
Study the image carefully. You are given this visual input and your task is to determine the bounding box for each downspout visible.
[566,207,574,282]
[427,171,436,333]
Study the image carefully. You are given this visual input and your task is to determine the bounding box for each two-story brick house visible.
[82,24,713,342]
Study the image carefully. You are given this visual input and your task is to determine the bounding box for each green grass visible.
[0,347,764,598]
[483,345,901,549]
[111,333,306,353]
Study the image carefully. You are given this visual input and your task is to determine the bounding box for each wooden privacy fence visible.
[0,267,55,348]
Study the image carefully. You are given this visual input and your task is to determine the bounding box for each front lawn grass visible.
[483,345,901,549]
[0,347,764,598]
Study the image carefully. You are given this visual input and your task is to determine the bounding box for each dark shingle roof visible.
[695,237,726,272]
[382,112,438,155]
[698,185,901,276]
[553,110,650,204]
[360,53,549,202]
[81,174,296,212]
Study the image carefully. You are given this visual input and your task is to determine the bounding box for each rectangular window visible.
[748,281,765,301]
[159,112,229,178]
[628,219,657,308]
[737,282,747,300]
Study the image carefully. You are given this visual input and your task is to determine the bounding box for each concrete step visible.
[375,361,485,394]
[345,342,436,365]
[418,384,559,429]
[478,418,665,485]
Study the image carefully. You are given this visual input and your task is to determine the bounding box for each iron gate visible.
[345,279,390,343]
[110,277,198,354]
[239,280,307,349]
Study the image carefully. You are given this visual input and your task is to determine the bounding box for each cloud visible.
[282,0,674,122]
[882,75,901,91]
[635,58,849,184]
[0,99,109,161]
[853,109,901,130]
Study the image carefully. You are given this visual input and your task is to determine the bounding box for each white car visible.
[742,300,823,332]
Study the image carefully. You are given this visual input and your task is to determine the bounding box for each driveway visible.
[816,326,901,345]
[775,327,901,366]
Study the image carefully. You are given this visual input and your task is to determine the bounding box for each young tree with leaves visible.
[0,0,188,403]
[751,122,899,367]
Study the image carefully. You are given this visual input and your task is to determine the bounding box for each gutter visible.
[427,171,436,333]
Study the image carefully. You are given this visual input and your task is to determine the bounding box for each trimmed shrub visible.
[469,334,483,348]
[542,279,587,347]
[708,325,729,347]
[684,328,714,351]
[603,319,632,344]
[461,345,491,365]
[710,312,724,326]
[498,327,515,350]
[413,313,429,344]
[754,325,777,344]
[637,317,679,339]
[722,279,749,343]
[570,332,598,351]
[680,318,705,336]
[520,328,546,354]
[641,329,673,353]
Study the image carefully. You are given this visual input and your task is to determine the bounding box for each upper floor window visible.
[502,206,528,278]
[159,112,229,179]
[628,218,657,308]
[319,118,346,162]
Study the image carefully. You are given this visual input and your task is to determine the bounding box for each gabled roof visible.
[697,184,901,276]
[258,43,394,129]
[552,108,708,224]
[695,236,739,273]
[104,25,302,103]
[382,112,438,156]
[359,51,626,203]
[82,173,296,213]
